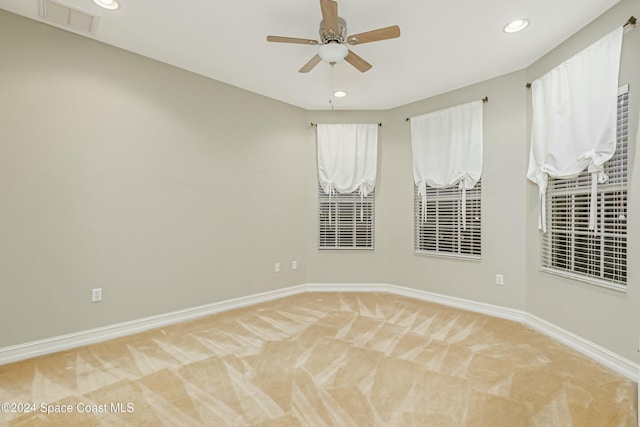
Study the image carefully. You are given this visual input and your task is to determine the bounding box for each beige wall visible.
[0,10,308,347]
[306,0,639,361]
[306,70,529,312]
[1,0,638,363]
[303,110,389,284]
[524,0,640,361]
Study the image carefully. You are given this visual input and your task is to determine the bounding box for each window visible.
[541,86,629,291]
[414,181,481,259]
[318,186,374,249]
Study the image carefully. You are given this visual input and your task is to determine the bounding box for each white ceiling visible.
[0,0,621,110]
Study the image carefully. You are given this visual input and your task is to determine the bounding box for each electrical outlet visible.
[292,260,298,270]
[274,263,280,273]
[92,288,102,302]
[496,274,504,286]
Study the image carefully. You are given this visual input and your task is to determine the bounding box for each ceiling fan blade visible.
[267,36,319,45]
[345,50,372,73]
[299,55,322,73]
[347,25,400,45]
[320,0,339,36]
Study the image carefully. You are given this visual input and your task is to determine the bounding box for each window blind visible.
[414,181,481,259]
[318,186,374,250]
[540,86,628,290]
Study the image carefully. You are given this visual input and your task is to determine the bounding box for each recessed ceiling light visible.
[504,18,529,33]
[333,90,347,98]
[92,0,120,10]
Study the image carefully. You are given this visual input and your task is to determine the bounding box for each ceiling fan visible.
[266,0,400,73]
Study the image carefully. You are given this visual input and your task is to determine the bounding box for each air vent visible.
[39,0,98,35]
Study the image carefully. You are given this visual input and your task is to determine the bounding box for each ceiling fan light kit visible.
[318,43,348,63]
[267,0,400,73]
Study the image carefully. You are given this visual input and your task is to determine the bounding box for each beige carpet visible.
[0,292,637,426]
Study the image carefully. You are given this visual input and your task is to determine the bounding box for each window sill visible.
[319,247,375,251]
[539,267,627,293]
[414,251,481,262]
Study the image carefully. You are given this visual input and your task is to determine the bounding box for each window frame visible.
[318,185,375,250]
[539,85,629,292]
[414,180,482,260]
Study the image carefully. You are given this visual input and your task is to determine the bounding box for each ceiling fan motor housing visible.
[320,17,347,43]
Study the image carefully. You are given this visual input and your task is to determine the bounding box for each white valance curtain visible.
[411,100,483,228]
[527,26,623,233]
[317,124,378,197]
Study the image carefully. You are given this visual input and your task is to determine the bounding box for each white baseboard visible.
[524,312,639,382]
[1,282,637,383]
[305,283,638,382]
[0,285,306,366]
